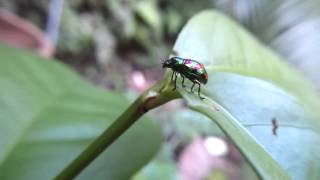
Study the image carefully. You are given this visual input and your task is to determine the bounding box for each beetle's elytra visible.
[162,57,208,99]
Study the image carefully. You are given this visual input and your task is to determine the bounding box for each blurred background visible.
[1,0,320,179]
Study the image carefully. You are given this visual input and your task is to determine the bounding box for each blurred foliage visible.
[1,0,213,63]
[0,0,213,90]
[207,170,227,180]
[213,0,320,89]
[133,145,177,180]
[165,109,224,145]
[57,6,94,55]
[2,0,320,90]
[0,0,214,68]
[0,0,49,27]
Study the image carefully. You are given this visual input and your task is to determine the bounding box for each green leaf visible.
[170,109,224,141]
[133,145,177,180]
[0,44,162,180]
[172,10,320,179]
[132,0,162,40]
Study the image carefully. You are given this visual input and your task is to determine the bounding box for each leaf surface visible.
[172,10,320,180]
[0,44,162,180]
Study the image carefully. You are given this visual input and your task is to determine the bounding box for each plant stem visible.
[54,83,179,180]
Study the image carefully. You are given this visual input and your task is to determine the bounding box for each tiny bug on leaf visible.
[272,117,278,136]
[162,57,208,99]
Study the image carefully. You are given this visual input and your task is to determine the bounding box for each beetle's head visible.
[162,57,177,68]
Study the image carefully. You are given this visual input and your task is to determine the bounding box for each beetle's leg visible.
[181,75,186,88]
[170,71,174,83]
[197,82,205,100]
[173,72,178,90]
[190,82,195,93]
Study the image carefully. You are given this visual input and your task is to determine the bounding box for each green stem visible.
[54,82,179,180]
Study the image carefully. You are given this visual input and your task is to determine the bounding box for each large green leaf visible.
[172,10,320,179]
[0,44,162,180]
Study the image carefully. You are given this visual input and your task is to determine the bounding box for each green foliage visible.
[172,10,320,179]
[133,0,162,41]
[57,6,94,54]
[102,0,213,65]
[170,109,224,141]
[0,44,162,180]
[213,0,320,88]
[133,145,177,180]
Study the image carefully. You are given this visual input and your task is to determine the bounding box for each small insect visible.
[162,57,208,99]
[272,117,278,136]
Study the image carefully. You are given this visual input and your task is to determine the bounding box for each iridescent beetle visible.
[162,57,208,99]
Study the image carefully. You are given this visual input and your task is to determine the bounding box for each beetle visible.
[162,57,208,99]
